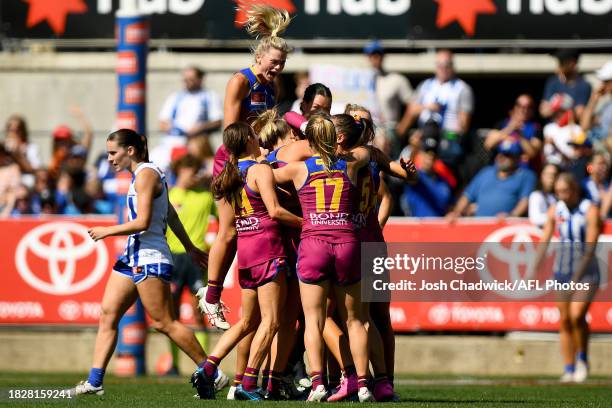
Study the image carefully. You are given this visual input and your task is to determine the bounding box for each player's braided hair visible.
[252,109,291,151]
[212,122,253,206]
[237,2,293,59]
[305,114,337,174]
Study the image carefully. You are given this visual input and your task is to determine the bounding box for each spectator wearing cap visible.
[485,94,542,170]
[581,61,612,143]
[363,40,413,157]
[542,94,584,168]
[540,49,592,122]
[155,66,222,172]
[48,106,93,179]
[406,49,474,167]
[566,131,594,181]
[400,136,452,217]
[447,140,536,219]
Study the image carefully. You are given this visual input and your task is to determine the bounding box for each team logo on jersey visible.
[309,212,350,226]
[236,217,260,232]
[251,92,266,107]
[15,222,109,295]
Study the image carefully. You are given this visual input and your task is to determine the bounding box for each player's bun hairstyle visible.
[252,109,291,151]
[107,129,149,162]
[212,122,253,205]
[332,113,374,149]
[239,2,293,58]
[305,114,337,174]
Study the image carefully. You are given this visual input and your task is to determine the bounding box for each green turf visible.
[0,373,611,407]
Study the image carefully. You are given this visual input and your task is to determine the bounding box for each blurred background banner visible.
[2,217,611,332]
[2,0,611,44]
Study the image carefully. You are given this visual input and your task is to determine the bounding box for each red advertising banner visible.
[0,217,117,325]
[1,217,611,332]
[381,218,612,332]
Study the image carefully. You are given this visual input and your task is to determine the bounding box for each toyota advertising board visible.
[1,217,611,332]
[1,218,115,324]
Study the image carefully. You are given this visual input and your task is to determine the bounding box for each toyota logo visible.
[428,304,451,325]
[15,222,109,295]
[518,305,541,326]
[477,225,549,300]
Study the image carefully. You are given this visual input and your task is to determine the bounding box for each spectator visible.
[93,153,118,214]
[363,40,413,157]
[580,61,612,142]
[3,114,41,174]
[407,49,474,167]
[30,168,55,215]
[485,94,542,169]
[154,66,222,171]
[400,136,452,217]
[9,184,33,216]
[543,94,583,168]
[400,119,457,190]
[55,168,90,215]
[84,175,114,215]
[529,163,559,227]
[540,49,592,122]
[447,140,536,219]
[48,106,93,180]
[0,143,22,217]
[567,131,593,181]
[582,152,609,205]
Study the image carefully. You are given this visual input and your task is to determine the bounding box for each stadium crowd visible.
[1,51,611,221]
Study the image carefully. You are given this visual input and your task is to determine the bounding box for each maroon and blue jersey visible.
[355,160,385,242]
[266,146,288,168]
[235,159,286,268]
[213,68,274,180]
[239,66,275,123]
[298,156,357,243]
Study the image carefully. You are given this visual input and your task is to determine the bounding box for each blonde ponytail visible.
[252,109,291,151]
[237,2,293,58]
[305,114,337,174]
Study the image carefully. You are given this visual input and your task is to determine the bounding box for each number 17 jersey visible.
[297,156,357,243]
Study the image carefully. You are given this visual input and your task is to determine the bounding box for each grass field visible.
[1,373,611,407]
